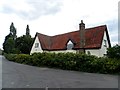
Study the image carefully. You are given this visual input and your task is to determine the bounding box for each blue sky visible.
[0,0,119,49]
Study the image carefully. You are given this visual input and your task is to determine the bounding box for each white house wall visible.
[99,30,109,56]
[85,49,100,57]
[49,50,76,53]
[86,31,109,57]
[30,36,43,55]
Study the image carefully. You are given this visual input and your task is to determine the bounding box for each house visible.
[30,20,111,57]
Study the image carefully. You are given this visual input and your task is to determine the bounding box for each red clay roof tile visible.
[36,25,111,50]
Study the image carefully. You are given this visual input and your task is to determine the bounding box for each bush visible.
[107,44,120,59]
[4,52,120,74]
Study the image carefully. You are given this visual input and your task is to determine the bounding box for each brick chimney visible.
[79,20,85,48]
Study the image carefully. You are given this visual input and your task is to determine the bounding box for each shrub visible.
[4,52,120,74]
[107,44,120,59]
[4,53,16,61]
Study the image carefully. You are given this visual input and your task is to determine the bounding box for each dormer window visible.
[67,40,74,50]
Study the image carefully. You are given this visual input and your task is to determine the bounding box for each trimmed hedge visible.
[4,52,120,74]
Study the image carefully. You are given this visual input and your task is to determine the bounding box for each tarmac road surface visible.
[0,55,118,88]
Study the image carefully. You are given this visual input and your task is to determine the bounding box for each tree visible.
[3,37,15,53]
[15,24,33,54]
[0,49,2,55]
[10,22,17,40]
[107,44,120,59]
[15,35,33,54]
[3,22,33,54]
[3,22,17,53]
[26,25,30,36]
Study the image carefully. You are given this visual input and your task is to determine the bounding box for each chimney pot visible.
[79,20,85,30]
[81,20,83,23]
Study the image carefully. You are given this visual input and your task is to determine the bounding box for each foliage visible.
[0,49,2,55]
[15,35,34,54]
[107,44,120,59]
[3,22,33,54]
[3,22,17,53]
[4,52,120,74]
[26,25,30,36]
[10,22,17,40]
[3,36,16,53]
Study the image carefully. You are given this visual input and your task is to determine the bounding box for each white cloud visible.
[0,0,63,20]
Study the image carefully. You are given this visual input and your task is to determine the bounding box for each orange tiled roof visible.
[36,25,111,50]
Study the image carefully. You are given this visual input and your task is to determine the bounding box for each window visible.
[104,40,107,47]
[67,40,74,50]
[104,54,107,57]
[35,43,39,48]
[67,44,74,50]
[87,51,91,55]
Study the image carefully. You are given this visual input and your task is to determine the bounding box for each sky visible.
[0,0,119,49]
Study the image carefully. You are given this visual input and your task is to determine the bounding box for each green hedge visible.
[4,52,120,74]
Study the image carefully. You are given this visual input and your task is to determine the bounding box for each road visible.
[0,55,118,88]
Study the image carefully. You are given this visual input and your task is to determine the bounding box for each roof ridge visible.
[37,32,51,37]
[51,30,79,37]
[85,25,106,30]
[37,25,106,37]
